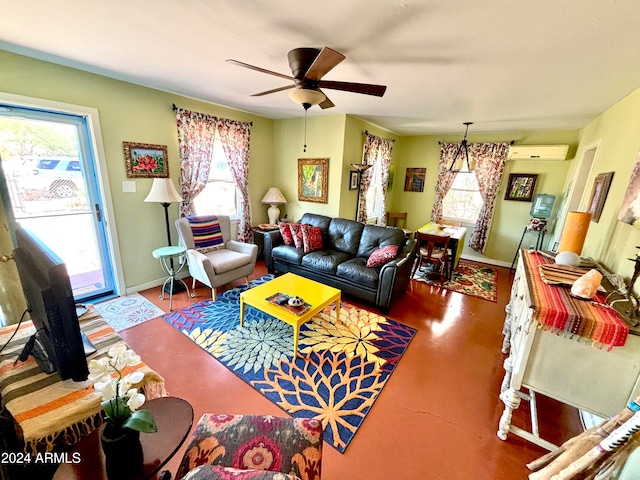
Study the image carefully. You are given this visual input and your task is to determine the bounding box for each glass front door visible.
[0,105,115,304]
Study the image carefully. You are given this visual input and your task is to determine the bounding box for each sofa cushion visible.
[326,218,364,255]
[357,224,406,258]
[288,223,304,248]
[336,258,380,288]
[188,215,224,249]
[301,224,323,253]
[366,244,399,267]
[299,213,332,237]
[301,249,352,274]
[278,222,294,246]
[271,245,305,265]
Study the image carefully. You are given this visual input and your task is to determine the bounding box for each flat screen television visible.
[13,227,94,381]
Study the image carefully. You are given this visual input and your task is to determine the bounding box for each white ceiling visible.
[3,0,640,135]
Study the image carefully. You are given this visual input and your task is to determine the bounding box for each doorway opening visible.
[0,104,116,303]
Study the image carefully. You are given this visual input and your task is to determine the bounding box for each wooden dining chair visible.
[411,231,451,281]
[386,212,412,236]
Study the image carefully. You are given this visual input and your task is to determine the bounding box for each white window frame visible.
[442,168,482,224]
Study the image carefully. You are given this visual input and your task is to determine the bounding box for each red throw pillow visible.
[366,244,399,267]
[288,223,304,249]
[279,222,294,246]
[301,224,324,253]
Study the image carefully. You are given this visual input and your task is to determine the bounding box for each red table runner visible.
[522,251,628,349]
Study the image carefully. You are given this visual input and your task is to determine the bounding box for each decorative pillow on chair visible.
[366,244,399,267]
[287,223,304,249]
[279,222,294,246]
[188,215,224,249]
[301,224,323,253]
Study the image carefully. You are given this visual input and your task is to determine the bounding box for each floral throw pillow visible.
[366,244,400,268]
[287,223,304,249]
[301,224,324,253]
[279,222,294,246]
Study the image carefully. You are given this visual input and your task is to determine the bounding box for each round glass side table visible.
[152,246,194,311]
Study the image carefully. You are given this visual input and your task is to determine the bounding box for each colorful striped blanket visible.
[0,308,166,453]
[523,251,628,349]
[187,215,224,249]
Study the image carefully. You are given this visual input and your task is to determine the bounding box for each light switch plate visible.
[122,181,136,193]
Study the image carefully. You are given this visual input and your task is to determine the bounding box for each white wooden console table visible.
[498,250,639,450]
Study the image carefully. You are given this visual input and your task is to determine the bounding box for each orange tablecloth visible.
[0,308,166,453]
[522,251,628,349]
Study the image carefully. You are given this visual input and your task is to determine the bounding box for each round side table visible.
[152,246,194,311]
[53,396,194,480]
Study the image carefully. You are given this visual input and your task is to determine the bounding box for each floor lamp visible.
[351,163,372,220]
[145,178,184,293]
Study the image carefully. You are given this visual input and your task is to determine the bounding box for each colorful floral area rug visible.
[412,261,499,302]
[93,293,166,332]
[162,275,416,453]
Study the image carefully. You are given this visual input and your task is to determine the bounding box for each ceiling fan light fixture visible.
[288,88,326,108]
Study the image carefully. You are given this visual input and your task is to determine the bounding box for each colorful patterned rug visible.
[162,275,416,453]
[412,261,498,302]
[93,293,166,332]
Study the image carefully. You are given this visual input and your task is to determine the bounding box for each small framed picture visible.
[504,173,537,201]
[123,142,169,178]
[349,171,359,190]
[404,168,426,192]
[587,172,614,223]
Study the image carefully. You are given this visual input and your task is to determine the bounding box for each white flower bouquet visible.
[88,344,157,434]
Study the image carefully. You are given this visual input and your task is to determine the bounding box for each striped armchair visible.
[175,414,323,480]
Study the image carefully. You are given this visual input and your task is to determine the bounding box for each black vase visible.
[100,424,143,479]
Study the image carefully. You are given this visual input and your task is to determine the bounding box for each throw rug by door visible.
[412,261,499,302]
[162,275,416,453]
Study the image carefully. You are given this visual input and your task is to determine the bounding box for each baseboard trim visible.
[125,272,190,295]
[461,254,511,269]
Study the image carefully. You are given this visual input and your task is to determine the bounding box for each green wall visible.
[575,85,640,280]
[4,46,640,290]
[391,130,580,264]
[0,50,274,291]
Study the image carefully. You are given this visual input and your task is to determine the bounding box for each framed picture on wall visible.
[587,172,614,223]
[404,168,426,192]
[298,158,329,203]
[348,171,359,190]
[123,142,169,178]
[504,173,537,201]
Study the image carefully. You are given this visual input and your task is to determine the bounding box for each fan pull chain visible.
[303,108,308,152]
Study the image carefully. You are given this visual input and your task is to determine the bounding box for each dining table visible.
[416,223,468,279]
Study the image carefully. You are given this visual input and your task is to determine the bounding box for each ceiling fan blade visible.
[318,91,335,109]
[251,85,295,97]
[318,80,387,97]
[226,59,294,81]
[304,47,346,81]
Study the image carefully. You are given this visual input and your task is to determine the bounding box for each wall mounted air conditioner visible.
[507,145,569,161]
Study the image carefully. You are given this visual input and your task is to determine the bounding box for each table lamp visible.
[261,187,287,225]
[557,211,592,256]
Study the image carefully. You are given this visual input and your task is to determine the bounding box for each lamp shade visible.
[350,163,372,172]
[144,178,182,204]
[557,211,592,255]
[288,89,326,107]
[261,187,287,205]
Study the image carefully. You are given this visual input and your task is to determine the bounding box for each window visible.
[191,133,239,216]
[365,152,384,223]
[442,168,482,223]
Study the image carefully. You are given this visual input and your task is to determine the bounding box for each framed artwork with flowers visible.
[123,142,169,178]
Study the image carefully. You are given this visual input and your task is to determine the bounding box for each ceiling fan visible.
[226,47,387,110]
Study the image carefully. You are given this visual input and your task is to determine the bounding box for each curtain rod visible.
[438,140,515,145]
[362,130,396,142]
[171,103,253,126]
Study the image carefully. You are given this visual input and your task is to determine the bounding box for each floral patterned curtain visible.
[175,108,217,217]
[467,142,511,253]
[377,137,394,225]
[216,118,253,242]
[430,143,459,221]
[358,133,394,224]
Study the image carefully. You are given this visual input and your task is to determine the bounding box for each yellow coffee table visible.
[239,273,341,356]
